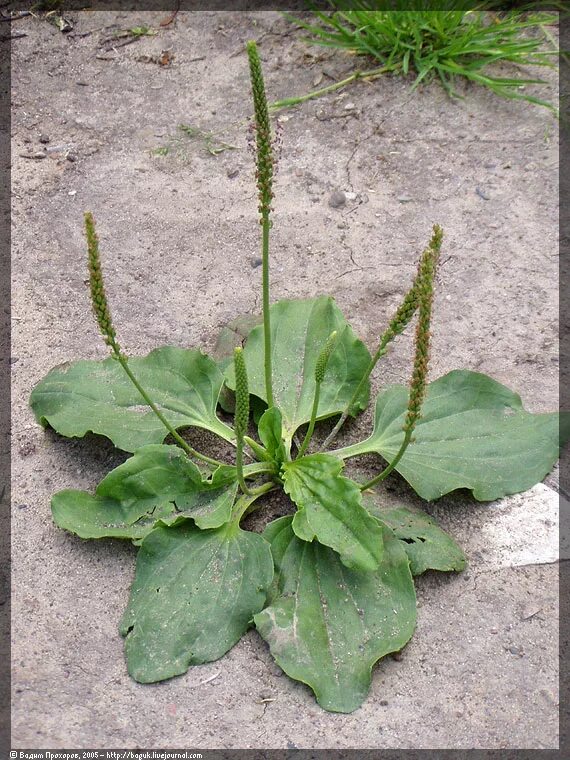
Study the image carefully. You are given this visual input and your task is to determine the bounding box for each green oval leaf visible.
[120,522,274,683]
[366,501,466,576]
[30,346,235,452]
[283,454,384,572]
[225,297,371,441]
[254,516,416,713]
[257,407,286,465]
[51,445,239,540]
[336,370,562,501]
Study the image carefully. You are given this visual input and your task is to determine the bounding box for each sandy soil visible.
[11,10,559,750]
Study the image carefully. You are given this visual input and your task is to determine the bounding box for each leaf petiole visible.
[243,461,276,478]
[244,436,273,462]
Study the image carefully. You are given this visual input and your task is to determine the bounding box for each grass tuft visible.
[276,5,559,113]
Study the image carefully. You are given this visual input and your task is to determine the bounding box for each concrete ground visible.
[11,10,560,750]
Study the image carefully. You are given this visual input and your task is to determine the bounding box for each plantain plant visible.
[30,41,562,714]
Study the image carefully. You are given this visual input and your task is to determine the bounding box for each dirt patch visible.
[11,10,559,750]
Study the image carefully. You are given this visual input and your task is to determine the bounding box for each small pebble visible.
[39,134,50,144]
[250,257,262,268]
[19,442,36,458]
[66,153,77,162]
[507,645,524,657]
[490,628,499,634]
[521,605,542,620]
[19,151,46,160]
[226,167,239,179]
[328,190,346,208]
[397,195,413,203]
[475,187,490,201]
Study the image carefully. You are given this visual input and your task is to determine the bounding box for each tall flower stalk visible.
[322,225,443,450]
[247,40,275,408]
[84,212,221,468]
[360,226,442,491]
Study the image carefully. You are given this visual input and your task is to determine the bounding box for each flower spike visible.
[322,224,443,450]
[246,40,274,223]
[83,212,220,468]
[361,225,443,491]
[85,212,121,357]
[405,224,442,433]
[234,347,253,495]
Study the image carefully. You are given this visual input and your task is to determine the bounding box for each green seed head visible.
[84,212,121,356]
[234,347,250,439]
[315,330,338,384]
[404,225,443,432]
[429,223,443,256]
[382,224,443,346]
[382,288,419,345]
[246,40,274,221]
